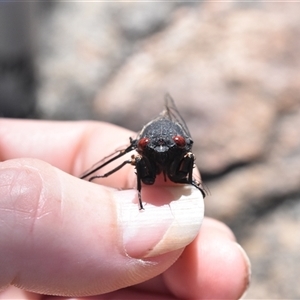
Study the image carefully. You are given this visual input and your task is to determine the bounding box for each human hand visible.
[0,119,250,299]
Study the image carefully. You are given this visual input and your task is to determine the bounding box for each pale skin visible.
[0,119,250,299]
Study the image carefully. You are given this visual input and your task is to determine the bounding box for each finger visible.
[0,119,139,190]
[0,286,40,300]
[0,119,134,176]
[163,218,251,299]
[0,119,201,190]
[45,289,177,300]
[199,217,237,241]
[0,158,204,297]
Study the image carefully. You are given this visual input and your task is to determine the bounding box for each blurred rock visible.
[93,4,300,298]
[94,3,300,173]
[242,196,300,298]
[0,2,36,117]
[36,2,300,298]
[36,2,182,119]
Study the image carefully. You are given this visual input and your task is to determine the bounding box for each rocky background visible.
[2,2,300,298]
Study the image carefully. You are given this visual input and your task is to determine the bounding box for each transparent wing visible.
[163,94,191,137]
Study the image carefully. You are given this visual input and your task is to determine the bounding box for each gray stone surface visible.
[36,2,300,298]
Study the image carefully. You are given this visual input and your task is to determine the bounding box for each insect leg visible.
[169,152,206,198]
[136,171,143,210]
[134,155,157,210]
[191,180,206,198]
[184,154,206,198]
[88,158,133,181]
[168,152,194,183]
[186,156,206,198]
[80,140,136,180]
[134,155,144,210]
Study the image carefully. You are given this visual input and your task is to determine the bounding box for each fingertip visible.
[201,217,237,241]
[164,219,251,299]
[0,286,38,300]
[235,242,252,297]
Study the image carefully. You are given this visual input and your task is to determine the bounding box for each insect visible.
[80,94,205,209]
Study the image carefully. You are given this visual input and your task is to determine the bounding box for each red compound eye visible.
[138,137,149,151]
[173,135,186,148]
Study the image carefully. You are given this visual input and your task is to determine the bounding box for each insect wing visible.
[163,94,192,137]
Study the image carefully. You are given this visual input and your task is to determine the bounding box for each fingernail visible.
[115,186,204,258]
[236,243,252,296]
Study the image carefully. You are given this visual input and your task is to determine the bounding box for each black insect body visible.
[80,95,205,209]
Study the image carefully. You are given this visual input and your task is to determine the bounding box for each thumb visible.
[0,158,204,297]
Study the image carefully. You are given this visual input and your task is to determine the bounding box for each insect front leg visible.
[134,155,156,210]
[168,152,206,198]
[88,158,135,182]
[168,152,194,183]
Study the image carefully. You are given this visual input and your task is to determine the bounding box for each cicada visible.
[80,94,205,209]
